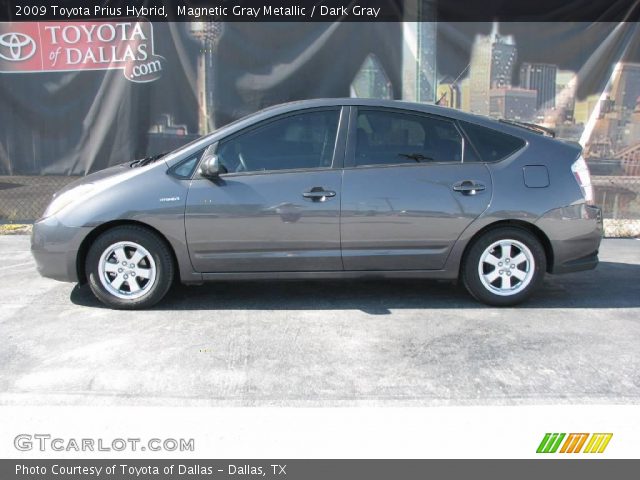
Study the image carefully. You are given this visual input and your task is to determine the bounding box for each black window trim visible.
[345,106,469,169]
[193,106,348,178]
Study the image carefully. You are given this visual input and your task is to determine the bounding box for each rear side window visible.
[355,109,463,166]
[460,122,525,162]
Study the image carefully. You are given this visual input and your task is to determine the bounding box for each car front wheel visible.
[462,227,546,306]
[86,226,174,309]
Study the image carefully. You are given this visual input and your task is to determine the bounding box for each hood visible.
[52,161,162,199]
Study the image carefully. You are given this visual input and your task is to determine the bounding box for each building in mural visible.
[147,114,198,155]
[401,0,437,103]
[610,63,640,116]
[520,63,557,111]
[554,70,577,123]
[436,78,461,109]
[622,99,640,147]
[469,22,517,115]
[351,54,393,99]
[618,141,640,176]
[489,87,537,121]
[586,63,640,154]
[574,94,601,125]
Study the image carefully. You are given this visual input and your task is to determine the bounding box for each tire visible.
[85,226,174,309]
[462,227,546,306]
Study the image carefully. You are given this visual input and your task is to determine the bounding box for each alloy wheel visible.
[477,239,535,297]
[98,241,157,300]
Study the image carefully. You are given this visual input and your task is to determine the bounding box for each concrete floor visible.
[0,236,639,406]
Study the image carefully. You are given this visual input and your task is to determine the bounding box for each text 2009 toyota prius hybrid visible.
[31,99,602,309]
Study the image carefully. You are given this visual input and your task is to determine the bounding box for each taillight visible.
[571,155,594,204]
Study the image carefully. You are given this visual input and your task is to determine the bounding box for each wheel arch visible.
[76,220,179,284]
[459,219,554,275]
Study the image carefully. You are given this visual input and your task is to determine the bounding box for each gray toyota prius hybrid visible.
[31,99,602,309]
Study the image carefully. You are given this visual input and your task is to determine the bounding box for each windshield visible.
[159,103,293,162]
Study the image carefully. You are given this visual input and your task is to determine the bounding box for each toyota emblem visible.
[0,32,36,62]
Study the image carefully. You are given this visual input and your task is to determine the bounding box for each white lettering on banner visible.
[0,21,164,83]
[44,23,146,45]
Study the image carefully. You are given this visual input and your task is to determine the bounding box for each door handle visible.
[453,180,486,195]
[303,187,336,202]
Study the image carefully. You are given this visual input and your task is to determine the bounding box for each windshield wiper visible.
[398,153,434,162]
[129,152,167,168]
[498,119,556,138]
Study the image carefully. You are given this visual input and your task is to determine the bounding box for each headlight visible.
[42,184,96,218]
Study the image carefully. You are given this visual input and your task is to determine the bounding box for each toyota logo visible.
[0,32,36,62]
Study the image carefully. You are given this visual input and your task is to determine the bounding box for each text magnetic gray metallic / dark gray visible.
[31,99,603,308]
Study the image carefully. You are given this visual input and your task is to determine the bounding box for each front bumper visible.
[31,216,92,282]
[535,203,603,274]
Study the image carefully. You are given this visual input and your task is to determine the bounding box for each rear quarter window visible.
[460,121,526,162]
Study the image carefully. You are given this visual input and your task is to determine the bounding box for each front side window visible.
[354,109,463,166]
[216,109,340,173]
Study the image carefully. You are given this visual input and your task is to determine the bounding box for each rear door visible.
[340,107,493,270]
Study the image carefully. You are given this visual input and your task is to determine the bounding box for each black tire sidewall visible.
[463,227,546,306]
[86,226,174,309]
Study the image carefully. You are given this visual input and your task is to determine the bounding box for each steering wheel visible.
[237,152,248,172]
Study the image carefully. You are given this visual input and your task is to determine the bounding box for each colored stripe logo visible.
[537,433,612,453]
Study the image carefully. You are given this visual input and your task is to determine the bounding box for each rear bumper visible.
[535,203,602,274]
[31,216,92,282]
[551,251,599,274]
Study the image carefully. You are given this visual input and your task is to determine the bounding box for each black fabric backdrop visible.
[0,20,639,175]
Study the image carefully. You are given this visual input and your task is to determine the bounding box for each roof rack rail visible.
[498,119,556,138]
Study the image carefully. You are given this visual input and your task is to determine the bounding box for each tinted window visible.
[217,110,339,173]
[460,121,526,162]
[171,150,203,178]
[355,110,463,166]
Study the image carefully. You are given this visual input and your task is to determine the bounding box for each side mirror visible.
[199,154,227,179]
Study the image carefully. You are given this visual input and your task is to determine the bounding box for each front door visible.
[340,107,492,271]
[185,108,345,272]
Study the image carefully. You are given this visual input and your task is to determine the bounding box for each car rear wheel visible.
[462,227,546,306]
[86,226,174,309]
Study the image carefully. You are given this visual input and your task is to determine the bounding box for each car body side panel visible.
[37,162,202,284]
[184,170,343,272]
[31,98,603,287]
[340,163,493,270]
[31,217,92,282]
[535,204,602,273]
[441,136,601,276]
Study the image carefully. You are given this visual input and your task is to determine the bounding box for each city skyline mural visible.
[0,20,639,223]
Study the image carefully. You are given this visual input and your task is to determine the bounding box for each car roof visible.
[263,98,474,120]
[255,98,545,137]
